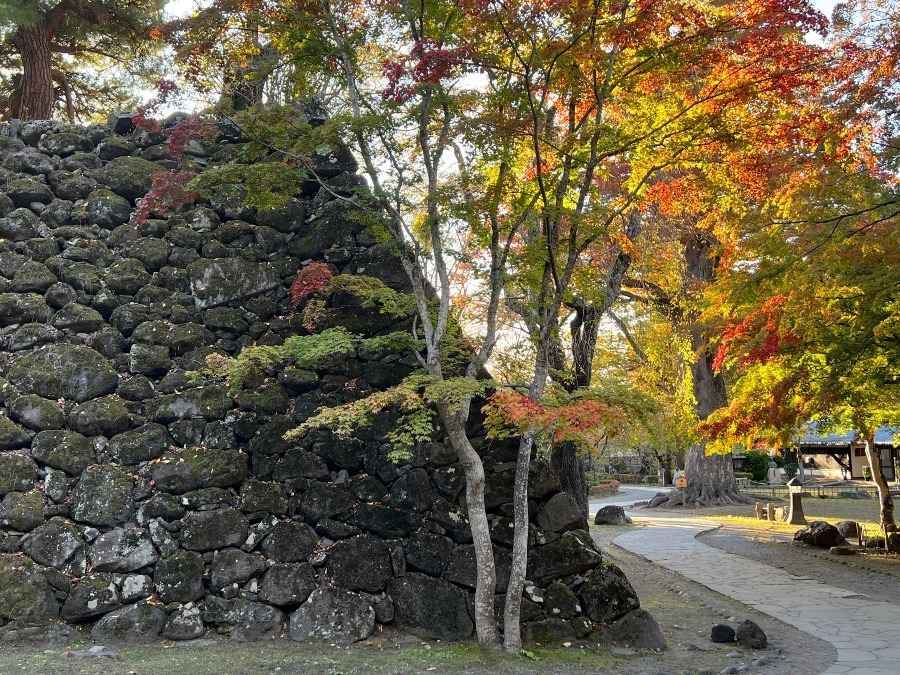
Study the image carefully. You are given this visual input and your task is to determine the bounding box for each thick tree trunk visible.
[550,440,589,525]
[862,432,897,538]
[656,231,752,507]
[13,22,55,121]
[438,403,501,647]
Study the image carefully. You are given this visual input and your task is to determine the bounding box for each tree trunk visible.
[502,432,535,654]
[862,432,897,538]
[13,22,55,120]
[438,403,501,647]
[673,346,752,505]
[550,440,589,525]
[656,231,752,507]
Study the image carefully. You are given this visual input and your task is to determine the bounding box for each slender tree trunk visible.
[861,431,896,539]
[438,403,501,647]
[13,22,55,121]
[502,431,535,654]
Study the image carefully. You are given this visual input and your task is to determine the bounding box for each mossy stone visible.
[0,554,59,621]
[31,430,95,475]
[7,344,118,402]
[98,156,160,202]
[0,416,30,450]
[70,465,135,527]
[0,490,45,531]
[0,292,52,326]
[147,447,247,493]
[68,395,130,437]
[8,393,64,431]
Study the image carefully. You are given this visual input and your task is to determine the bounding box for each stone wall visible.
[0,115,655,647]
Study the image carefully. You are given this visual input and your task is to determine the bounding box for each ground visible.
[0,496,894,674]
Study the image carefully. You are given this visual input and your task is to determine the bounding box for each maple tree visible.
[699,0,900,531]
[161,0,850,651]
[0,0,164,121]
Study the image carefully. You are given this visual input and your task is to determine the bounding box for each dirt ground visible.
[4,501,894,674]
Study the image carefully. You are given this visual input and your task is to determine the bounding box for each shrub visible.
[783,463,798,479]
[744,451,770,482]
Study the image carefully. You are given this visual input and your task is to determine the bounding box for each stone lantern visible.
[786,477,807,525]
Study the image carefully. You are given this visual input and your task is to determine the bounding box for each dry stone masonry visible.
[0,114,658,647]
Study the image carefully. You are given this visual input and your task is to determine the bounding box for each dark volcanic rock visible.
[793,520,844,548]
[7,344,118,402]
[148,447,247,493]
[288,588,374,644]
[203,596,285,641]
[70,466,135,527]
[259,563,317,607]
[61,573,120,621]
[30,430,94,475]
[89,527,158,572]
[260,521,318,563]
[389,573,473,641]
[21,517,84,569]
[578,562,640,623]
[736,619,767,649]
[528,530,603,584]
[0,554,59,622]
[188,257,280,309]
[535,492,585,532]
[181,507,249,551]
[593,505,632,526]
[154,551,205,603]
[711,624,736,643]
[327,534,392,593]
[90,602,167,644]
[596,608,667,650]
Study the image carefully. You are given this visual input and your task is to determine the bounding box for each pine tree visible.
[0,0,164,120]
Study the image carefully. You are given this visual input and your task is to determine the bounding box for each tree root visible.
[647,488,756,508]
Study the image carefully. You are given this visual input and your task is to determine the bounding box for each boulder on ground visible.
[736,619,767,649]
[596,608,667,650]
[711,623,736,643]
[288,588,374,644]
[793,520,844,548]
[593,505,632,526]
[834,520,860,540]
[90,602,167,644]
[388,573,473,641]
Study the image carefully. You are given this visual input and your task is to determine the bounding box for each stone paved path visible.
[593,488,900,675]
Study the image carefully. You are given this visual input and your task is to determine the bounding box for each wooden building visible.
[797,425,899,481]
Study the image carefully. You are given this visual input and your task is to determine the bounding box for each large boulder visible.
[147,447,247,493]
[388,573,473,641]
[595,608,667,650]
[258,563,317,607]
[593,505,632,526]
[288,588,374,644]
[527,530,603,584]
[0,554,59,621]
[326,534,392,593]
[7,344,118,402]
[180,507,249,552]
[89,527,159,572]
[535,492,585,532]
[187,258,281,309]
[154,551,205,603]
[60,573,121,621]
[578,562,640,623]
[70,466,135,527]
[203,596,285,641]
[21,517,84,569]
[90,602,167,644]
[794,521,844,548]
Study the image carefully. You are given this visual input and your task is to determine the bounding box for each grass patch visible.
[703,497,885,533]
[0,635,618,675]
